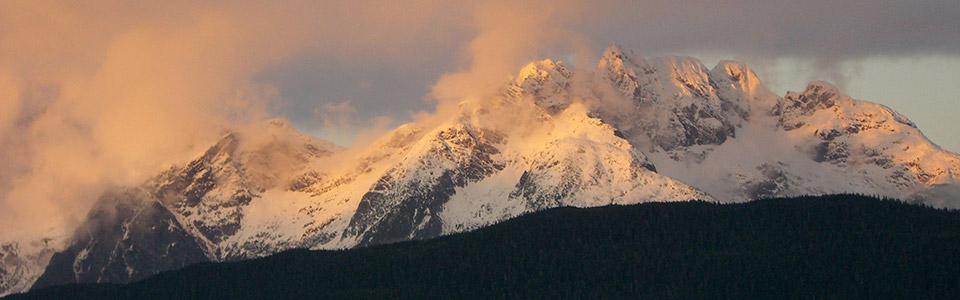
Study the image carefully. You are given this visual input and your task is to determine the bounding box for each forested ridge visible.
[7,194,960,299]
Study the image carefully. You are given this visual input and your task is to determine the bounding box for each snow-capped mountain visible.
[28,119,340,291]
[578,45,960,203]
[0,237,60,296]
[3,44,959,296]
[30,188,208,290]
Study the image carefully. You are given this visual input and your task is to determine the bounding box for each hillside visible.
[7,194,960,299]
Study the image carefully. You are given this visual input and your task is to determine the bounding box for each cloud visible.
[317,101,358,131]
[0,1,298,241]
[431,0,586,102]
[314,101,358,144]
[0,70,21,138]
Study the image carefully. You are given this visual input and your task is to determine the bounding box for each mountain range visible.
[2,44,958,296]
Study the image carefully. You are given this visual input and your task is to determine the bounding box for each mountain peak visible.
[711,60,752,82]
[511,59,573,113]
[202,133,240,160]
[514,59,565,85]
[802,81,842,101]
[778,81,918,131]
[602,43,625,59]
[597,43,641,69]
[778,81,847,122]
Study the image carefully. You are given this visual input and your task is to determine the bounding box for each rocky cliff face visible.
[4,44,959,296]
[31,188,208,290]
[0,238,59,296]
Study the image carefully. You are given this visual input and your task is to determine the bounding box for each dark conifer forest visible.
[6,194,960,299]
